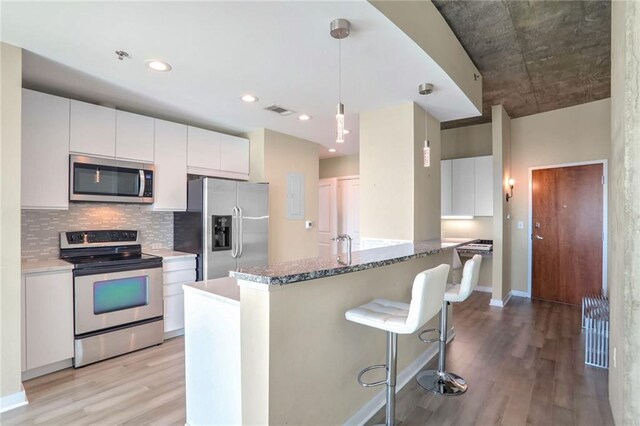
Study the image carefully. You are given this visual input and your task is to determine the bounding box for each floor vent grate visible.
[582,294,609,369]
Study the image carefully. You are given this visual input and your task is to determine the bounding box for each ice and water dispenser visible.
[212,215,232,251]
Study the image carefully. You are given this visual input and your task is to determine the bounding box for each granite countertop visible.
[230,238,473,286]
[145,249,197,260]
[183,277,240,305]
[22,258,74,274]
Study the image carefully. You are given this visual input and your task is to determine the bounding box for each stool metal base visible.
[416,370,468,395]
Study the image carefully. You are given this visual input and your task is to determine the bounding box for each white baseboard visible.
[510,290,529,298]
[475,286,492,294]
[344,330,455,426]
[22,358,73,381]
[0,388,28,413]
[490,291,512,307]
[164,328,185,340]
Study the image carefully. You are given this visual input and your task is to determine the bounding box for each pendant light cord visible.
[338,38,342,104]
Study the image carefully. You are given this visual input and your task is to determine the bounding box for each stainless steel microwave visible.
[69,155,154,204]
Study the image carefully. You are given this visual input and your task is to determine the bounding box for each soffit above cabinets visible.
[3,1,480,159]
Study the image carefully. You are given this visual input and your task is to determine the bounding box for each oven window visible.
[93,276,149,315]
[74,163,141,196]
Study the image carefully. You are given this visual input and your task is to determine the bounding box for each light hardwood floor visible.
[1,292,614,425]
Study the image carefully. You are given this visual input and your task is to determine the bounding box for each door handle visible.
[231,207,239,258]
[237,206,244,258]
[138,170,145,197]
[534,235,544,240]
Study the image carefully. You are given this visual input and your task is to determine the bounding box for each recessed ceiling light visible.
[328,148,336,153]
[298,114,312,121]
[146,60,172,72]
[241,94,259,103]
[343,129,350,134]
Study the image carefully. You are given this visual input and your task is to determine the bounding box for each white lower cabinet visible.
[162,255,197,335]
[23,271,74,371]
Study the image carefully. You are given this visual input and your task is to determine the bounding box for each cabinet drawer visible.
[164,269,196,285]
[163,258,196,272]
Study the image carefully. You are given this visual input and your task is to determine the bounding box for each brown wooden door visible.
[532,164,603,305]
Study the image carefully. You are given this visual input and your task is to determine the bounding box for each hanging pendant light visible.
[331,19,350,144]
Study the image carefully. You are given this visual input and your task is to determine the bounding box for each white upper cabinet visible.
[187,126,221,172]
[473,155,493,216]
[187,127,249,179]
[70,100,116,157]
[451,157,475,216]
[154,119,187,211]
[440,159,452,216]
[219,133,249,175]
[441,155,494,218]
[116,110,154,162]
[22,89,70,210]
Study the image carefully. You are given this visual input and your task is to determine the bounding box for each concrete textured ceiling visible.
[433,0,611,129]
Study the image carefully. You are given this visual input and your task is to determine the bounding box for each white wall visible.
[0,42,24,409]
[369,0,482,114]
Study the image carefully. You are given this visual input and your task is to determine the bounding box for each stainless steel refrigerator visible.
[174,177,269,281]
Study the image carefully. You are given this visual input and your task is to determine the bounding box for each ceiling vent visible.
[264,104,295,116]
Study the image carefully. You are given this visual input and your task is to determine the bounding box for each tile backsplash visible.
[22,203,174,261]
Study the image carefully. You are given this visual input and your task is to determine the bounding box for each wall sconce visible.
[505,178,515,202]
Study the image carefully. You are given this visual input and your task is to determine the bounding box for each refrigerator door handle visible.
[238,206,244,257]
[231,206,239,258]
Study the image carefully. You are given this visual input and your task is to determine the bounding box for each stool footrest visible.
[418,328,441,343]
[357,364,387,387]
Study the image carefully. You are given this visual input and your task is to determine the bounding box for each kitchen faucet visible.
[332,234,353,265]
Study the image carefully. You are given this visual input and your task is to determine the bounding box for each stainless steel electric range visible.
[60,230,164,367]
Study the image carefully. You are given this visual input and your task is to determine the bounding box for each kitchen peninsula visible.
[183,238,472,425]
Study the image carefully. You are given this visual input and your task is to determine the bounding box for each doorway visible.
[529,162,606,305]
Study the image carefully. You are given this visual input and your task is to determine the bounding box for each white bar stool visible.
[345,264,450,426]
[416,254,482,396]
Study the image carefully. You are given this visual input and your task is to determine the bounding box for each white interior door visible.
[338,178,361,252]
[318,178,338,258]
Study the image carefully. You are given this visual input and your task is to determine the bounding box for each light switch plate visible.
[305,220,313,229]
[517,221,524,229]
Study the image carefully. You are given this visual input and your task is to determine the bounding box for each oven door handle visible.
[138,170,146,197]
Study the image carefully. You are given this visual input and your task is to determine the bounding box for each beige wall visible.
[319,154,359,179]
[0,43,23,406]
[360,102,441,242]
[492,105,512,302]
[240,250,451,424]
[441,122,492,160]
[369,0,482,113]
[360,103,416,241]
[609,1,639,423]
[509,99,611,293]
[248,129,319,264]
[414,110,442,241]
